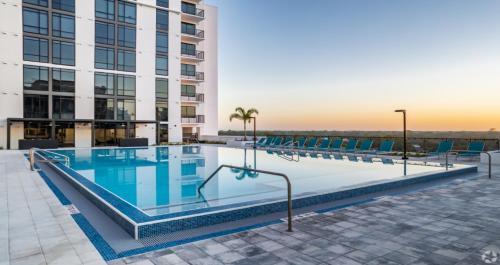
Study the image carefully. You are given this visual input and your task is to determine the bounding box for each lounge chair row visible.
[254,137,486,158]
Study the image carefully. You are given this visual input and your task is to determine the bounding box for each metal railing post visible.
[198,164,293,232]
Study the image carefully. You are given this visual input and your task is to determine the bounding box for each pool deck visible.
[1,149,499,265]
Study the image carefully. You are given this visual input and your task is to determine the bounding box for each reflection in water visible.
[231,148,259,180]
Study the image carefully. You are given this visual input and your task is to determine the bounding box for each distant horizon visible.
[207,0,500,131]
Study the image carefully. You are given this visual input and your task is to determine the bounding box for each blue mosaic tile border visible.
[71,214,119,261]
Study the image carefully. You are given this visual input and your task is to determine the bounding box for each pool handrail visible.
[29,148,70,170]
[197,164,293,232]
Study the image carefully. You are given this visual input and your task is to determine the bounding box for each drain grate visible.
[65,204,80,215]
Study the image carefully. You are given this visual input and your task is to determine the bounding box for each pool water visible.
[46,146,465,216]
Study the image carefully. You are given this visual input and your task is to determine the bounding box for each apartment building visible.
[0,0,218,149]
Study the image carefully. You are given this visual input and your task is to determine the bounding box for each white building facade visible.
[0,0,218,149]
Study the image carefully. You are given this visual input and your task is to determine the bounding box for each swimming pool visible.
[36,145,476,239]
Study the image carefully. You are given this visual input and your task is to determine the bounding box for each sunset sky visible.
[207,0,500,131]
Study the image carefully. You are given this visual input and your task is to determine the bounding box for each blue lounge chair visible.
[356,139,373,153]
[457,141,484,158]
[316,138,331,152]
[270,137,283,147]
[343,139,358,153]
[428,140,454,157]
[305,137,318,150]
[280,136,294,147]
[253,137,266,147]
[361,140,394,155]
[329,138,343,152]
[293,137,306,149]
[259,137,274,148]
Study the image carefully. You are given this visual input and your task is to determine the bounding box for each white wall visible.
[168,0,183,143]
[75,123,92,147]
[0,0,23,149]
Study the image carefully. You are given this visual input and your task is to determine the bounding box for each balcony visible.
[182,5,205,19]
[181,93,204,102]
[181,72,204,82]
[181,115,205,124]
[181,50,205,62]
[181,28,205,42]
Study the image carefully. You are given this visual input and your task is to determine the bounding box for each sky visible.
[206,0,500,131]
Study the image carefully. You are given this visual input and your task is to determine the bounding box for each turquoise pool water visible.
[46,145,465,216]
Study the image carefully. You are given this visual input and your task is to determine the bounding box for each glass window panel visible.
[117,99,135,120]
[181,22,195,35]
[52,0,75,12]
[52,13,75,39]
[24,121,51,140]
[23,8,48,35]
[23,65,49,91]
[95,47,114,69]
[117,49,136,72]
[181,84,196,97]
[24,94,49,118]
[52,96,75,119]
[94,72,114,95]
[53,68,75,92]
[181,63,195,76]
[118,26,136,48]
[23,36,49,63]
[117,75,135,96]
[95,22,115,45]
[95,0,114,20]
[156,55,168,76]
[95,98,114,119]
[156,78,168,98]
[181,42,196,55]
[52,40,75,65]
[181,106,196,117]
[23,0,48,7]
[156,32,168,53]
[181,2,196,15]
[157,0,168,8]
[118,1,136,24]
[156,101,168,121]
[156,10,168,31]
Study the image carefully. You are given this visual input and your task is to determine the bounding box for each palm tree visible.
[229,107,259,141]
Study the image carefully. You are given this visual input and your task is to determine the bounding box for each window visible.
[156,10,168,31]
[117,50,135,72]
[118,1,136,24]
[52,0,75,12]
[95,22,115,45]
[181,2,196,15]
[24,121,51,140]
[52,13,75,39]
[156,32,168,53]
[23,0,48,7]
[181,22,196,35]
[23,36,49,62]
[156,56,168,76]
[181,84,196,97]
[156,78,168,98]
[181,42,196,56]
[181,64,195,76]
[117,75,135,96]
[52,68,75,92]
[95,72,114,95]
[52,40,75,65]
[95,47,114,69]
[23,65,49,91]
[95,0,114,20]
[118,26,136,48]
[117,99,135,120]
[159,124,168,143]
[157,0,168,8]
[23,8,48,35]
[95,98,114,119]
[156,101,168,121]
[52,96,75,119]
[24,94,49,118]
[181,106,196,118]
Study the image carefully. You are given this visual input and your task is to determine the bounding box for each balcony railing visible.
[181,115,205,123]
[181,72,204,81]
[181,50,205,60]
[182,28,205,38]
[181,93,204,102]
[182,6,205,18]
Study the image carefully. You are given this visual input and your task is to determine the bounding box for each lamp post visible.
[249,117,257,148]
[395,109,408,160]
